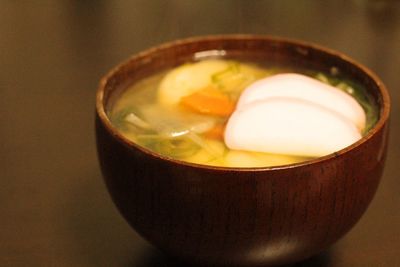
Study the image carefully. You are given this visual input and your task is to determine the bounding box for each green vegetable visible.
[137,134,201,158]
[211,61,271,99]
[315,72,378,134]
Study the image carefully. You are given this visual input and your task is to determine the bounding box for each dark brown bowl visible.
[95,35,390,267]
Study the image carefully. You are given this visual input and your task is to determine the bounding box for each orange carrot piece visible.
[180,87,235,116]
[204,124,225,140]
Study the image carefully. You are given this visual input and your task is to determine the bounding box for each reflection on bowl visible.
[95,35,390,267]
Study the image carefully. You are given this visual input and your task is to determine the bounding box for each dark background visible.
[1,1,399,266]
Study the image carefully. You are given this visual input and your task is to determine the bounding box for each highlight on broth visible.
[109,58,378,167]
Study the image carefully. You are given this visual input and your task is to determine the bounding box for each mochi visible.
[224,97,362,158]
[236,73,366,131]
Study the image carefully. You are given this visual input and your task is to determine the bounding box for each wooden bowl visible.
[95,35,390,267]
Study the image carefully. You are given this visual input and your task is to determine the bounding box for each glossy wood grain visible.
[95,36,390,266]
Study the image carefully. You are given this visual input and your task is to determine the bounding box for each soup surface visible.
[109,58,378,167]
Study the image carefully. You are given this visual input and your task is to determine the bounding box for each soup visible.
[109,58,378,167]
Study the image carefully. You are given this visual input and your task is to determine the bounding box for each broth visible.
[109,59,378,167]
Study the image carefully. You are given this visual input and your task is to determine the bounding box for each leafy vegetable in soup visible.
[109,59,378,167]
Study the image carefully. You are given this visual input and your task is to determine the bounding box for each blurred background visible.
[1,1,399,266]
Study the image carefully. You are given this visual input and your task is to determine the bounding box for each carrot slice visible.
[204,124,225,140]
[180,86,235,116]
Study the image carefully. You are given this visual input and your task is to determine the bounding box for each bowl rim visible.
[96,34,391,172]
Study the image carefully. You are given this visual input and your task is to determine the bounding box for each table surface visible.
[1,1,399,266]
